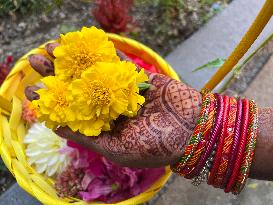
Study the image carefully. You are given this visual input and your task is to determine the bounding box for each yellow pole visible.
[202,0,273,91]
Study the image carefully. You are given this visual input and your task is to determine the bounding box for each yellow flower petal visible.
[32,76,74,129]
[54,26,119,81]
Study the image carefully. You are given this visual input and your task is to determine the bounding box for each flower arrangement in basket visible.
[0,26,179,204]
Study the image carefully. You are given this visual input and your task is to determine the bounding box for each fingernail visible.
[45,42,59,58]
[55,127,65,138]
[25,86,40,101]
[28,54,54,76]
[55,126,73,139]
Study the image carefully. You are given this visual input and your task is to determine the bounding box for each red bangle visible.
[207,95,230,185]
[180,95,217,176]
[232,100,258,194]
[222,98,243,188]
[171,93,214,174]
[186,94,224,179]
[224,98,249,192]
[213,97,237,188]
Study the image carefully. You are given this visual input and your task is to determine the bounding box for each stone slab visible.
[244,56,273,106]
[0,184,41,205]
[155,177,273,205]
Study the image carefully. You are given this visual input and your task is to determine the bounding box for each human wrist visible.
[249,107,273,181]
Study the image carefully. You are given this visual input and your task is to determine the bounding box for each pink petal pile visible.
[55,141,165,203]
[126,53,160,73]
[55,164,84,198]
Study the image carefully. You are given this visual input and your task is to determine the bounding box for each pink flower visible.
[92,0,134,33]
[81,173,94,190]
[126,53,160,73]
[64,141,165,203]
[0,56,13,85]
[79,178,113,201]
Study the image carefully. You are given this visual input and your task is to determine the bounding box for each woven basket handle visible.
[202,0,273,92]
[0,96,11,115]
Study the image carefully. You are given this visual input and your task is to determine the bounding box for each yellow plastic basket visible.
[0,34,180,205]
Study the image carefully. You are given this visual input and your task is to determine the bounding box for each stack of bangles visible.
[171,92,258,194]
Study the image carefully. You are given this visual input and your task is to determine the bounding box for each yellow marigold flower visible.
[32,76,75,129]
[69,61,148,136]
[54,26,119,81]
[125,68,148,117]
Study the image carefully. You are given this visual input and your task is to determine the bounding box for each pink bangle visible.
[224,98,249,193]
[222,98,243,188]
[207,95,230,185]
[186,94,224,179]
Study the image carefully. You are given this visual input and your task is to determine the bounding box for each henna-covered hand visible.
[26,43,202,168]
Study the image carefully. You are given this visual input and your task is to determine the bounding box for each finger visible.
[55,126,106,155]
[45,42,59,58]
[55,126,137,167]
[25,85,40,101]
[144,73,171,95]
[55,126,89,145]
[28,54,54,76]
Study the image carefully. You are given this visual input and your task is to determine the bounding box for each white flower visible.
[24,122,70,176]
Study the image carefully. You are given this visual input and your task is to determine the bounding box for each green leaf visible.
[247,182,258,189]
[138,82,151,90]
[192,58,225,73]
